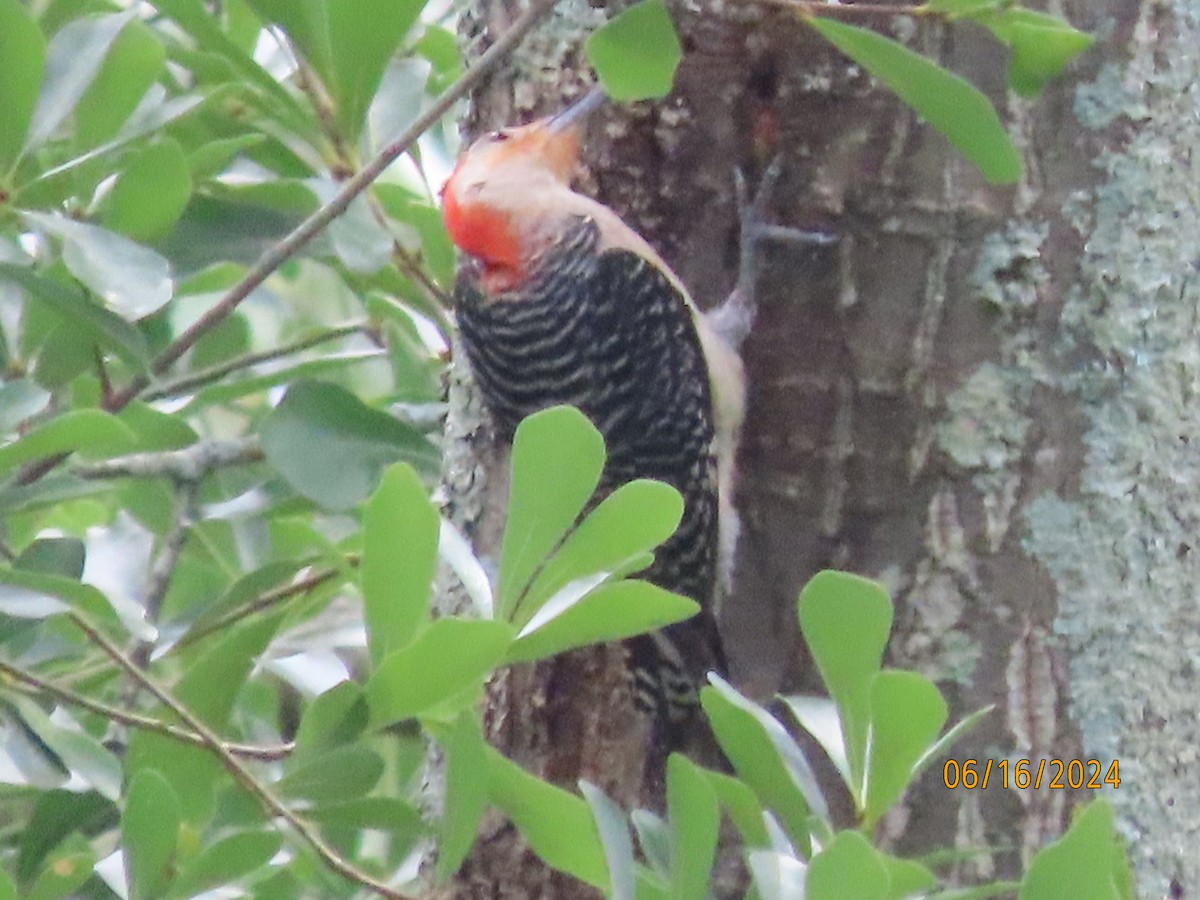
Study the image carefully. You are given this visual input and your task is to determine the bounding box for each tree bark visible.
[442,0,1198,895]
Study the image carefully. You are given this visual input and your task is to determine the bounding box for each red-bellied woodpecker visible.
[441,88,748,743]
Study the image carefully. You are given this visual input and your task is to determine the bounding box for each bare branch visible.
[142,324,372,403]
[0,660,293,761]
[72,438,264,482]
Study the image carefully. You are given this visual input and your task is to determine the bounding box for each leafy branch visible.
[66,610,419,900]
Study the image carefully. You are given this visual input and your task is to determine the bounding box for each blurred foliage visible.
[0,0,1104,897]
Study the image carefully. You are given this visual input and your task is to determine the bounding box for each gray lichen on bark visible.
[1022,2,1200,892]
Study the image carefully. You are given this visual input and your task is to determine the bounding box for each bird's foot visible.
[707,156,836,350]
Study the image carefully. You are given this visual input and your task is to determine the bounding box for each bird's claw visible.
[711,156,837,350]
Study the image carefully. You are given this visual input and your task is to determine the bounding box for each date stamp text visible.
[943,758,1120,791]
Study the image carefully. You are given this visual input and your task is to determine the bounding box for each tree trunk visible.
[443,0,1197,895]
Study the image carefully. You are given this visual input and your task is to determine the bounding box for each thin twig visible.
[141,324,371,403]
[132,480,200,669]
[0,660,293,761]
[73,438,264,481]
[169,565,344,654]
[69,611,417,899]
[748,0,926,16]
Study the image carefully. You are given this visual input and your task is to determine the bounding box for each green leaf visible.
[152,0,310,131]
[797,570,892,796]
[123,769,181,900]
[919,0,1005,16]
[0,378,50,433]
[26,10,137,153]
[498,406,605,619]
[0,565,119,623]
[303,796,424,835]
[1020,800,1132,900]
[807,831,890,900]
[700,676,823,853]
[291,681,369,765]
[363,463,438,666]
[808,16,1021,184]
[366,618,514,727]
[580,781,636,900]
[701,769,769,847]
[913,703,994,777]
[486,745,608,889]
[278,743,384,803]
[0,263,152,369]
[246,0,425,139]
[666,755,719,900]
[631,809,671,878]
[74,20,165,148]
[0,0,44,172]
[10,696,122,800]
[436,712,490,881]
[507,580,698,664]
[0,410,136,474]
[104,139,193,241]
[863,670,948,827]
[978,9,1094,98]
[586,0,682,102]
[519,478,683,628]
[26,841,94,900]
[16,537,85,579]
[778,695,850,785]
[167,830,282,899]
[20,212,173,319]
[117,401,199,451]
[880,854,937,899]
[16,793,114,886]
[261,380,438,511]
[0,868,15,900]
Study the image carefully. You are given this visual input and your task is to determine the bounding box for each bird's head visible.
[441,87,606,293]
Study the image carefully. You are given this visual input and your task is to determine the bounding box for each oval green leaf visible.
[580,781,636,900]
[585,0,682,102]
[797,569,892,795]
[123,769,181,900]
[498,406,605,619]
[699,676,823,852]
[436,711,490,881]
[260,380,438,511]
[863,669,948,827]
[666,755,719,900]
[519,478,683,629]
[0,263,152,370]
[74,21,165,148]
[809,16,1021,184]
[0,410,136,474]
[278,744,384,803]
[508,580,697,664]
[366,618,514,727]
[486,745,608,889]
[0,0,45,171]
[807,831,889,900]
[363,463,438,665]
[104,139,193,241]
[1019,800,1132,900]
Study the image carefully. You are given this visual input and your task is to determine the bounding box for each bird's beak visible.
[547,85,607,135]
